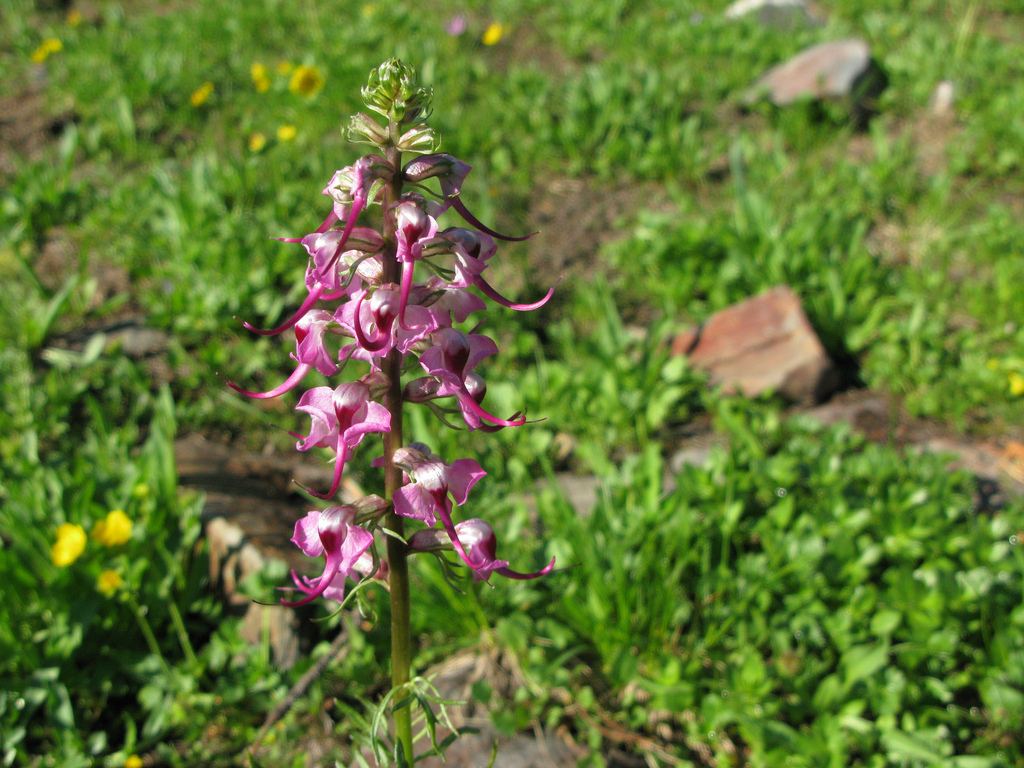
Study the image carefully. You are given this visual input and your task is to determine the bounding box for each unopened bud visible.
[359,370,391,400]
[403,376,442,403]
[361,58,433,126]
[346,112,389,146]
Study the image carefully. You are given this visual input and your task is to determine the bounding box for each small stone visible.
[205,517,301,668]
[745,38,887,118]
[930,80,955,116]
[724,0,822,29]
[675,285,837,403]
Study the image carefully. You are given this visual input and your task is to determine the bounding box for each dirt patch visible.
[0,81,77,181]
[521,175,668,291]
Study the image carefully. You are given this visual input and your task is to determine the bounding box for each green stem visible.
[127,593,169,674]
[168,601,198,668]
[381,132,414,765]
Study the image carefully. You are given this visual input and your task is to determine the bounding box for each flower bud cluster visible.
[232,60,554,607]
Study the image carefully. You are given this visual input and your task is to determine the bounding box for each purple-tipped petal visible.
[303,442,349,501]
[227,362,313,399]
[241,283,326,336]
[447,196,535,242]
[456,390,527,427]
[494,557,557,580]
[472,274,556,311]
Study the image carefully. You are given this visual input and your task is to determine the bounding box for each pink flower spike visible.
[282,506,374,607]
[241,282,326,336]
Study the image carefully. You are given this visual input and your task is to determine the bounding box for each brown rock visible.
[678,285,836,403]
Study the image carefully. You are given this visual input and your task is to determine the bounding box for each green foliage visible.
[4,0,1024,764]
[538,406,1024,766]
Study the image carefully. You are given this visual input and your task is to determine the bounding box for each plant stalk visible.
[381,135,414,765]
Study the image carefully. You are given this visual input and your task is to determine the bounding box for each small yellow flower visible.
[361,3,376,18]
[31,38,63,64]
[92,510,133,547]
[52,523,87,567]
[190,81,214,107]
[1009,372,1024,397]
[97,570,123,597]
[276,60,293,75]
[482,23,505,45]
[248,132,267,152]
[276,124,297,141]
[67,10,82,27]
[288,64,324,98]
[124,754,143,768]
[251,62,270,93]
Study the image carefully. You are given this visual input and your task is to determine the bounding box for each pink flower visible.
[295,382,391,499]
[340,286,439,359]
[418,328,525,429]
[227,309,337,399]
[446,14,466,36]
[408,519,555,583]
[391,446,485,527]
[283,506,376,606]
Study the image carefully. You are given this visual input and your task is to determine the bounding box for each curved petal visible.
[241,283,326,336]
[227,362,313,399]
[456,389,527,427]
[447,196,535,242]
[472,274,556,311]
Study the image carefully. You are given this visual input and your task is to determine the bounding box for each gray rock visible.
[725,0,823,29]
[745,38,887,119]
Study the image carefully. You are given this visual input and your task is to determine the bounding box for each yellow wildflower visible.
[92,510,133,547]
[277,60,293,74]
[31,38,63,64]
[1009,372,1024,397]
[67,10,82,27]
[248,132,267,152]
[276,124,297,141]
[124,755,143,768]
[482,23,505,45]
[361,3,376,18]
[97,570,123,597]
[251,62,271,93]
[190,81,214,107]
[52,523,87,567]
[289,64,324,98]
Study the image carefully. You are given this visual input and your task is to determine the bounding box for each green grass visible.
[3,0,1024,765]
